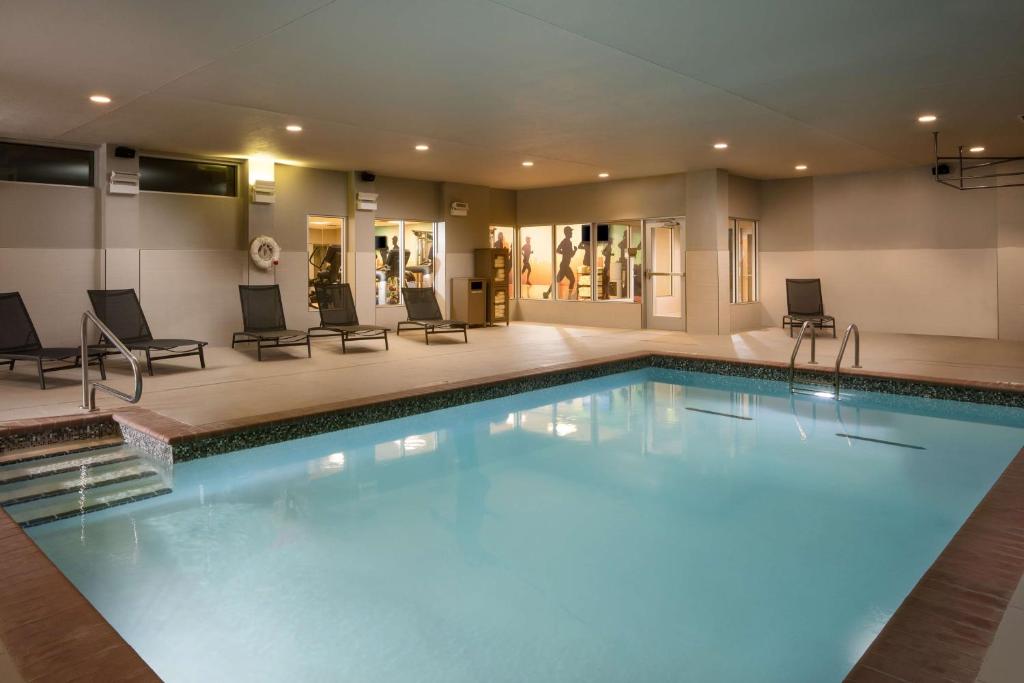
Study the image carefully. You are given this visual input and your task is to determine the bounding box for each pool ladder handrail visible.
[787,320,817,393]
[833,323,862,398]
[81,310,143,411]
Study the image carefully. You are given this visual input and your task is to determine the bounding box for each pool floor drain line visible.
[685,407,753,420]
[836,433,925,450]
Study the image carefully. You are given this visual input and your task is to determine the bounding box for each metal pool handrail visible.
[833,323,862,399]
[81,310,143,411]
[787,320,817,393]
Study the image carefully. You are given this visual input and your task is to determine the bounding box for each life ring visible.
[249,235,281,270]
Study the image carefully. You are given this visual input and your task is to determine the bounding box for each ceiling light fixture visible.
[795,164,808,171]
[598,172,610,178]
[917,114,937,123]
[713,142,729,149]
[522,161,534,167]
[414,144,429,151]
[285,124,303,132]
[969,146,985,153]
[89,94,111,104]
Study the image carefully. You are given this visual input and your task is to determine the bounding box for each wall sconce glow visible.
[521,161,534,167]
[795,164,808,171]
[598,172,610,178]
[969,146,985,153]
[248,155,276,185]
[917,114,937,123]
[285,124,303,132]
[414,144,430,151]
[713,142,729,149]
[89,94,111,104]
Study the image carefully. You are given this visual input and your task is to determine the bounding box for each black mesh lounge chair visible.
[396,287,468,344]
[88,289,207,375]
[310,283,389,353]
[0,291,106,389]
[783,278,836,337]
[233,285,311,360]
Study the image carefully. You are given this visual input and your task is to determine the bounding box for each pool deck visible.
[1,323,1023,682]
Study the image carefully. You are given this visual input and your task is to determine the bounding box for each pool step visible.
[0,435,124,467]
[8,479,172,528]
[0,447,141,486]
[0,441,172,528]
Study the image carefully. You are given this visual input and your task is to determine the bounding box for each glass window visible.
[601,222,638,301]
[404,221,434,288]
[139,156,237,196]
[489,226,515,299]
[0,141,93,187]
[307,216,344,309]
[553,223,586,300]
[729,218,758,303]
[374,219,435,305]
[519,226,553,300]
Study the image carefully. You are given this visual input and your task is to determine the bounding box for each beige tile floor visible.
[1,323,1022,426]
[1,322,1022,683]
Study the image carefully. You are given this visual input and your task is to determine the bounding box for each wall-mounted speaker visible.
[360,171,376,182]
[114,146,136,159]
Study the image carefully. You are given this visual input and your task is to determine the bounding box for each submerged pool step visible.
[0,447,141,486]
[0,463,160,507]
[8,478,172,528]
[0,435,124,467]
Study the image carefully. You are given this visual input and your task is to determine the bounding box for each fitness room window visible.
[552,223,587,300]
[0,141,94,187]
[489,226,515,299]
[519,226,554,300]
[729,218,758,304]
[307,215,345,309]
[601,222,642,301]
[374,219,435,305]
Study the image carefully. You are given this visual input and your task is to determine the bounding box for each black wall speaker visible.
[360,171,376,182]
[932,163,951,176]
[114,146,136,159]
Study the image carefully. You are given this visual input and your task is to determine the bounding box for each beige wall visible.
[759,166,1015,339]
[140,192,244,251]
[512,300,642,329]
[0,181,97,249]
[517,173,686,225]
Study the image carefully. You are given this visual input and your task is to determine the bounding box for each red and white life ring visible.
[249,235,281,270]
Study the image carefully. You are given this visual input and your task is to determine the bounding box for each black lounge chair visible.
[310,283,388,353]
[233,285,311,360]
[782,278,836,337]
[88,289,207,375]
[396,287,468,344]
[0,291,106,389]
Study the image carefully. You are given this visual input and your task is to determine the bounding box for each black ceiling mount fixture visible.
[932,131,1024,190]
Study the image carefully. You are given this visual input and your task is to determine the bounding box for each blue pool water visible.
[28,369,1024,682]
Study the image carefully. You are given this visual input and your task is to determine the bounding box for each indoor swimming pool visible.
[27,369,1024,682]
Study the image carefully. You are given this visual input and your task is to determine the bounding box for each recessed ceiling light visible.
[414,144,429,151]
[795,164,808,171]
[285,124,303,132]
[522,161,534,167]
[917,114,937,123]
[713,142,729,149]
[598,172,610,178]
[89,94,111,104]
[969,146,985,153]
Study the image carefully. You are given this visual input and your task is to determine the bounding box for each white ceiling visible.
[1,0,1022,189]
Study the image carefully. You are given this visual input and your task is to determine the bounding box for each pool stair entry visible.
[788,321,861,399]
[0,436,171,528]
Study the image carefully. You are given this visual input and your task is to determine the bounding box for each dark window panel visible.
[0,142,94,187]
[139,156,238,196]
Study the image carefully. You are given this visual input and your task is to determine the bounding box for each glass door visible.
[643,217,685,330]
